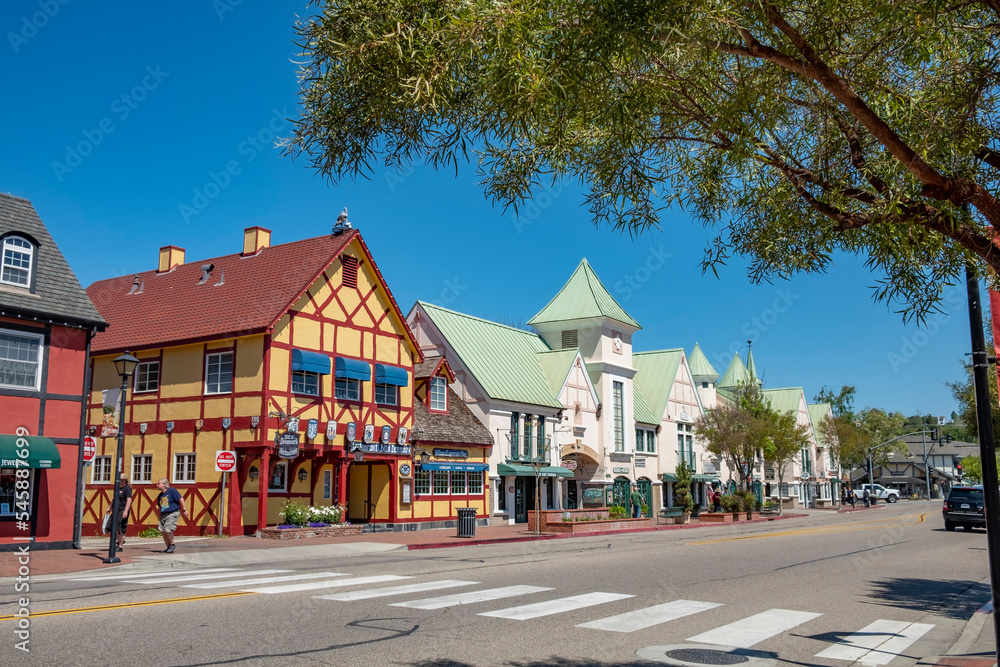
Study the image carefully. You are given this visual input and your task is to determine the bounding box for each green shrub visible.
[720,494,740,513]
[138,527,161,539]
[608,505,628,519]
[281,501,310,526]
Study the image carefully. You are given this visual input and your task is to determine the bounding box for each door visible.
[514,476,532,523]
[636,478,652,517]
[566,481,578,509]
[612,477,630,509]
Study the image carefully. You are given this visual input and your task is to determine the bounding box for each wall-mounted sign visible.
[286,417,300,434]
[355,442,412,456]
[380,425,391,445]
[221,418,230,431]
[400,464,412,477]
[433,448,468,458]
[326,420,337,440]
[165,421,174,433]
[139,423,148,434]
[562,460,577,471]
[612,467,630,474]
[635,458,645,468]
[307,419,318,440]
[397,426,408,445]
[276,432,300,459]
[346,422,356,442]
[680,411,691,421]
[250,415,259,428]
[363,424,375,444]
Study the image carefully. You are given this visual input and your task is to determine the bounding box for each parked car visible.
[854,483,900,503]
[942,485,985,531]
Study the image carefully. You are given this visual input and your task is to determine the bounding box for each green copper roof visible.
[687,343,718,381]
[763,387,806,415]
[633,349,684,421]
[717,352,751,389]
[633,386,659,425]
[746,349,759,382]
[528,259,641,329]
[808,403,834,446]
[417,302,563,408]
[536,349,580,400]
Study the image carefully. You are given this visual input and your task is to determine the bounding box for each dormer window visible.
[2,235,34,287]
[429,376,447,411]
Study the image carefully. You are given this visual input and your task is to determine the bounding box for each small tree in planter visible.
[737,489,756,520]
[674,460,695,522]
[720,493,741,519]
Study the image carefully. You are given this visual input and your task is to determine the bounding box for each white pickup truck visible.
[854,483,900,503]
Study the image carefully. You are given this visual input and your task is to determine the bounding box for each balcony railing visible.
[506,434,551,463]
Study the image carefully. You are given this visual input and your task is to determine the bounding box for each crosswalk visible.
[70,567,935,664]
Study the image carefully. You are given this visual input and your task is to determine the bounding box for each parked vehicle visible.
[854,483,900,503]
[942,485,985,531]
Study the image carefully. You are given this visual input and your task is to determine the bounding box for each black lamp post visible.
[104,351,139,564]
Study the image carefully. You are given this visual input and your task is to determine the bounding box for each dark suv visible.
[943,485,985,531]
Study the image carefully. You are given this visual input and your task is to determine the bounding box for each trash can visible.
[457,507,476,538]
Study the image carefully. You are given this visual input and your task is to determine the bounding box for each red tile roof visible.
[87,230,419,357]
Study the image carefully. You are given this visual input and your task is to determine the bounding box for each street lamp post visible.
[104,351,139,565]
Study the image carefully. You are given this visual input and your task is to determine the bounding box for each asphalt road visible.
[1,502,991,667]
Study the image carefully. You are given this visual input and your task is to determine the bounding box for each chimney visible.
[158,246,185,273]
[242,226,271,256]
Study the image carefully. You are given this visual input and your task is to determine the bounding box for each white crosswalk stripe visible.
[243,574,411,595]
[479,592,634,621]
[687,608,822,648]
[315,579,478,601]
[124,569,289,585]
[576,599,723,633]
[184,572,350,589]
[391,585,554,610]
[815,620,935,665]
[70,568,239,581]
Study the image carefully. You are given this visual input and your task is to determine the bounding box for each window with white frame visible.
[415,469,430,494]
[635,428,645,452]
[134,361,159,393]
[0,329,43,390]
[173,453,196,483]
[451,471,467,494]
[646,430,656,454]
[677,423,694,468]
[468,471,484,495]
[1,235,33,287]
[374,383,398,406]
[335,377,360,401]
[432,471,449,495]
[292,370,319,396]
[613,381,624,451]
[92,456,112,483]
[268,462,287,491]
[131,454,152,483]
[429,376,447,411]
[205,352,233,394]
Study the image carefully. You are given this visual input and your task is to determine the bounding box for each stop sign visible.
[215,450,237,473]
[82,437,96,463]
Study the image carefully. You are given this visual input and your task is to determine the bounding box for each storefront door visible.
[637,478,652,517]
[612,477,630,509]
[566,480,578,509]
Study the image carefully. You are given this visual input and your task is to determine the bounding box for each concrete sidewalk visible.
[921,600,997,667]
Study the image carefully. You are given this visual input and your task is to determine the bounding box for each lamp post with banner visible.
[104,351,138,565]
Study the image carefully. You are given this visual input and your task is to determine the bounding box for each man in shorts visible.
[155,478,189,553]
[116,474,133,553]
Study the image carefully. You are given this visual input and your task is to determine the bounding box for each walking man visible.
[630,485,643,518]
[155,478,189,553]
[116,474,133,553]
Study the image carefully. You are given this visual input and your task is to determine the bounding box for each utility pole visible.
[965,263,1000,665]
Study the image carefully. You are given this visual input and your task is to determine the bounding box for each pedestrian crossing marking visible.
[576,599,723,633]
[314,579,478,601]
[70,568,239,582]
[184,572,350,589]
[125,569,289,585]
[479,592,634,621]
[815,620,934,665]
[687,608,821,648]
[243,574,411,595]
[391,585,554,610]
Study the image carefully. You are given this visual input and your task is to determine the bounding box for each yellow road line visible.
[687,513,927,546]
[0,591,255,621]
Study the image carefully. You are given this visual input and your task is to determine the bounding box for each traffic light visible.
[945,434,953,444]
[957,462,963,479]
[930,427,938,441]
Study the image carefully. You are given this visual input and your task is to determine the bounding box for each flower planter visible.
[543,517,652,534]
[698,512,734,523]
[259,524,362,539]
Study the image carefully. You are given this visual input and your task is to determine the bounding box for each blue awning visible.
[421,462,489,472]
[374,363,409,387]
[292,349,331,375]
[335,357,371,381]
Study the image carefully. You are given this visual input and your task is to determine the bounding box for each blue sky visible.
[1,1,973,418]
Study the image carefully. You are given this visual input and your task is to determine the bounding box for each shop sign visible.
[326,420,337,440]
[380,425,391,445]
[356,442,412,456]
[433,448,468,458]
[562,460,577,471]
[276,432,300,459]
[307,419,318,440]
[612,466,630,474]
[286,417,300,434]
[363,424,375,444]
[635,458,645,468]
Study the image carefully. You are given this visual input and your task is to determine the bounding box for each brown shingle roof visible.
[415,355,444,379]
[413,387,493,446]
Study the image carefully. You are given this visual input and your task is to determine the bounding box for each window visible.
[1,235,33,287]
[647,430,656,454]
[0,468,34,519]
[342,255,358,288]
[677,423,694,468]
[323,470,332,499]
[134,361,160,393]
[536,417,545,460]
[174,453,196,483]
[92,456,112,483]
[433,471,449,495]
[429,377,447,411]
[635,428,645,453]
[375,383,398,405]
[468,471,484,495]
[131,454,152,483]
[613,381,624,451]
[801,447,812,475]
[510,412,520,459]
[268,462,287,491]
[449,471,466,495]
[0,330,42,390]
[523,415,532,461]
[335,377,360,401]
[292,370,319,396]
[205,352,233,394]
[415,469,430,495]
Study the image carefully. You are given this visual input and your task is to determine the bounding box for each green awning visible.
[661,473,678,482]
[498,463,573,478]
[0,435,61,469]
[692,474,719,483]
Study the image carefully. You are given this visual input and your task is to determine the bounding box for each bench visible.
[656,507,685,524]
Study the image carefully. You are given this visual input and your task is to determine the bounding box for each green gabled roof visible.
[417,302,563,408]
[632,349,684,421]
[808,403,834,445]
[763,387,806,415]
[717,352,751,389]
[687,343,718,381]
[633,386,659,425]
[536,349,580,400]
[528,259,641,329]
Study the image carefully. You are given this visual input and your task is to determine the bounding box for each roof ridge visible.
[418,301,542,338]
[0,192,32,203]
[633,348,684,355]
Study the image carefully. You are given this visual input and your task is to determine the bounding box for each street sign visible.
[82,437,96,462]
[215,450,237,473]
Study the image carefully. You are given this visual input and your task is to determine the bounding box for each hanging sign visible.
[397,426,408,446]
[346,422,356,442]
[276,432,300,459]
[326,420,337,440]
[286,417,300,434]
[380,425,391,444]
[363,424,375,444]
[307,419,319,440]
